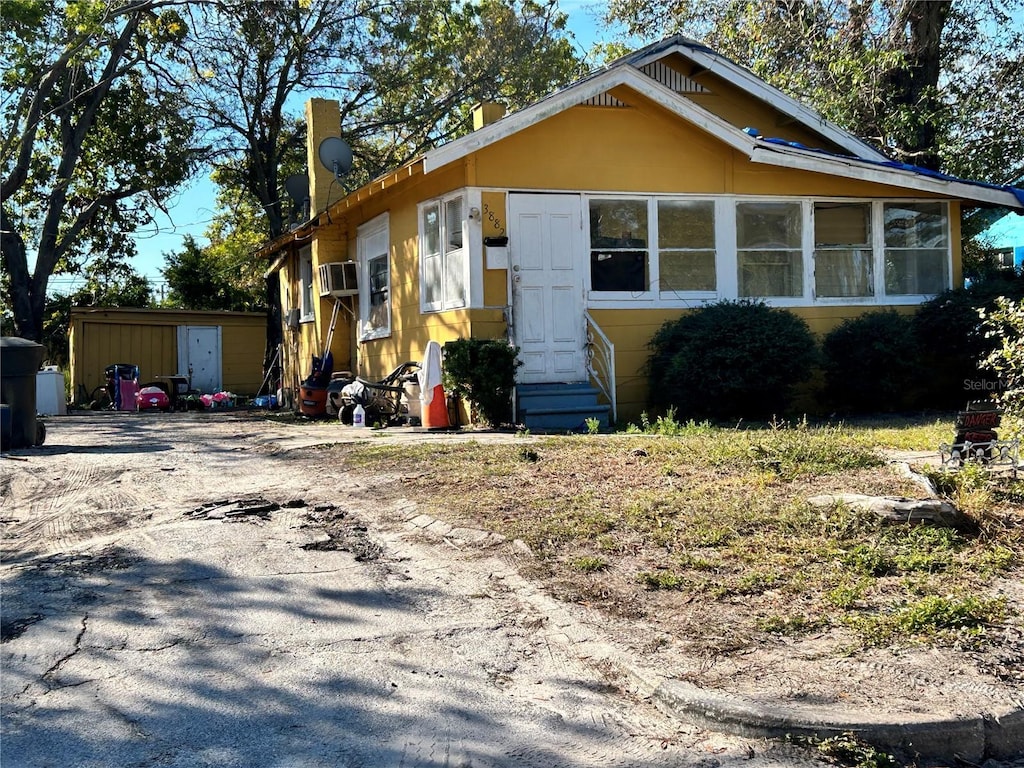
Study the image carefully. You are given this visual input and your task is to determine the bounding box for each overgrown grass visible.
[337,416,1022,654]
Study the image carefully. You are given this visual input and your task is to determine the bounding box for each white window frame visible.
[586,195,654,302]
[580,194,951,309]
[656,198,719,299]
[299,245,315,322]
[358,213,391,341]
[735,199,807,302]
[419,191,468,312]
[812,201,874,300]
[880,201,951,301]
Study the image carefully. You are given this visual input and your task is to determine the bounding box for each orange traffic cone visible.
[423,384,449,429]
[419,339,450,429]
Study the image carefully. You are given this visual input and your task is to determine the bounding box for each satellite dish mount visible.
[284,173,310,226]
[318,136,353,180]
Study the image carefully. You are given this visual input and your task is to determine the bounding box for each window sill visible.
[359,328,392,343]
[420,303,468,314]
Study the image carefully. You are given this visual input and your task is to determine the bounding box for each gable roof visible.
[258,33,1023,263]
[422,34,1023,212]
[621,35,890,162]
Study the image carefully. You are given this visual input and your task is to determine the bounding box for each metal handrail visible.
[583,310,617,423]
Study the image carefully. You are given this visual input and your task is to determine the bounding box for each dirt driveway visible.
[1,411,837,768]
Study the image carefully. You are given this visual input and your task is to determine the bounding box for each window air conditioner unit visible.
[318,261,358,297]
[285,308,300,330]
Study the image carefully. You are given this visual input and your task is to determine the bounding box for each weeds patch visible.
[846,595,1008,647]
[334,420,1022,656]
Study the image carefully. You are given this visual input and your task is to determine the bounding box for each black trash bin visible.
[1,337,45,449]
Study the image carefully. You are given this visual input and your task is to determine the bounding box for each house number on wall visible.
[483,202,505,235]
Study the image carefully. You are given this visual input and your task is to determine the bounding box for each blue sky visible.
[52,1,1020,295]
[103,0,616,295]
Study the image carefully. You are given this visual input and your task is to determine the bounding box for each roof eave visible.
[255,159,426,269]
[750,142,1024,210]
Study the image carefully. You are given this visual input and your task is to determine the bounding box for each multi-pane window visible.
[589,199,648,292]
[658,200,716,294]
[358,215,390,339]
[444,197,466,307]
[299,246,314,320]
[422,203,442,308]
[884,202,949,295]
[814,202,872,297]
[544,194,950,305]
[736,202,803,297]
[420,194,466,311]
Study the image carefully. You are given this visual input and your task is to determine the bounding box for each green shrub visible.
[646,300,818,420]
[912,271,1024,408]
[442,337,522,427]
[981,296,1024,440]
[822,310,918,413]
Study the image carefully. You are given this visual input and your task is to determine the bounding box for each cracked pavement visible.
[1,412,838,767]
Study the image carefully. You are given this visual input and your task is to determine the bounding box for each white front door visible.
[177,326,222,393]
[508,193,585,384]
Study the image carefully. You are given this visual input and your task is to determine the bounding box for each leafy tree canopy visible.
[171,0,583,380]
[604,0,1024,186]
[2,0,205,341]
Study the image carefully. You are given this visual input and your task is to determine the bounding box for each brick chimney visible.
[471,102,506,131]
[305,98,342,215]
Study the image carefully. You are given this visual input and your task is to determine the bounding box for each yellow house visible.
[257,35,1024,428]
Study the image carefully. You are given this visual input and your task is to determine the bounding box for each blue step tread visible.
[519,404,610,416]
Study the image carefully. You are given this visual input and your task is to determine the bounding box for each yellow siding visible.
[69,309,266,402]
[299,163,503,384]
[472,102,953,204]
[589,304,920,424]
[70,319,177,398]
[481,190,509,307]
[278,72,971,417]
[221,321,268,394]
[311,216,356,375]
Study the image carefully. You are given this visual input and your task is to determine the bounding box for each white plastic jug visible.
[353,403,366,427]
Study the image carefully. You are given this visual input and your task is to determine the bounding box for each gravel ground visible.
[1,411,846,768]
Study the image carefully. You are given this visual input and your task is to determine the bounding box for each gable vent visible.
[582,92,630,108]
[640,61,709,94]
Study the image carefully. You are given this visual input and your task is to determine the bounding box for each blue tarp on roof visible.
[756,136,1024,209]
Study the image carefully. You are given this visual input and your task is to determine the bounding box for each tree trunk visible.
[1,206,40,341]
[260,200,285,395]
[885,0,951,170]
[262,270,282,394]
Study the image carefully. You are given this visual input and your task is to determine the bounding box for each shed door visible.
[509,193,585,384]
[177,326,222,393]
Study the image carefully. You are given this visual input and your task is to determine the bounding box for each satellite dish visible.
[318,136,353,179]
[284,173,309,204]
